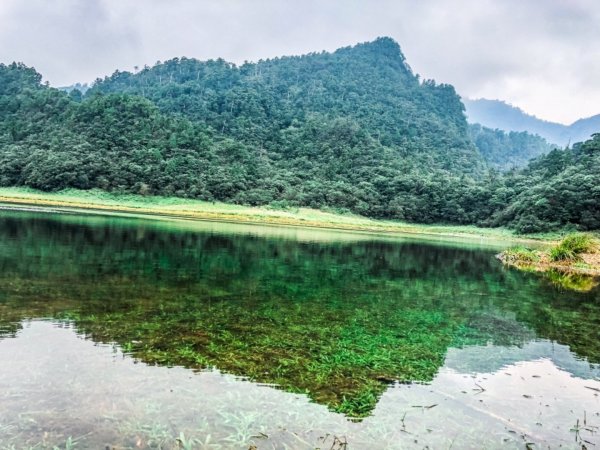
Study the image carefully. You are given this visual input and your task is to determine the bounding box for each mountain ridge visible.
[463,98,600,146]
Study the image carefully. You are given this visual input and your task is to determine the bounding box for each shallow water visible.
[0,209,599,449]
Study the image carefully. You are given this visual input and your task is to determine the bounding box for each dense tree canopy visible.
[0,38,598,232]
[87,38,484,175]
[486,134,600,232]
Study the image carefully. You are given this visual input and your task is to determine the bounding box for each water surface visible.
[0,209,599,449]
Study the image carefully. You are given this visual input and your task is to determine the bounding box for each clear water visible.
[0,208,599,449]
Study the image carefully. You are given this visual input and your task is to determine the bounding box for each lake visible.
[0,208,599,449]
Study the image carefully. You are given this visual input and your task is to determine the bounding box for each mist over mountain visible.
[58,83,90,94]
[468,124,555,171]
[463,98,600,147]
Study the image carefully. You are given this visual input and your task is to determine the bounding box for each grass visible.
[549,233,597,261]
[0,186,542,242]
[499,246,540,264]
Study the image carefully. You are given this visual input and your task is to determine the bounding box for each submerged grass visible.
[545,270,600,292]
[1,212,600,419]
[0,272,538,419]
[12,287,464,418]
[3,271,598,418]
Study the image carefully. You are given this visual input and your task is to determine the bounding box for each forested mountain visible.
[88,38,483,175]
[464,98,600,147]
[468,124,555,171]
[0,38,599,232]
[486,133,600,233]
[0,40,495,223]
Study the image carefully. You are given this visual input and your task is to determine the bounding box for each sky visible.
[0,0,598,124]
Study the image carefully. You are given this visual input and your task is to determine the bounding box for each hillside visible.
[464,98,600,147]
[485,133,600,232]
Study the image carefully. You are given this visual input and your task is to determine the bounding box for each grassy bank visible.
[0,187,555,242]
[498,234,600,291]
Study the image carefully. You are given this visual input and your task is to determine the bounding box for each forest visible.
[0,38,598,233]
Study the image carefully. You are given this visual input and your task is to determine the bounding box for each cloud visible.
[0,0,141,83]
[0,0,598,123]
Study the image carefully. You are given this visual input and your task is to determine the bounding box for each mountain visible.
[463,98,600,147]
[569,115,600,143]
[0,39,497,224]
[88,37,484,175]
[468,124,555,171]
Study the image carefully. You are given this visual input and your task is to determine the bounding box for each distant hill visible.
[468,124,555,171]
[463,98,600,147]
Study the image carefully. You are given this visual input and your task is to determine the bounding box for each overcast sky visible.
[0,0,598,124]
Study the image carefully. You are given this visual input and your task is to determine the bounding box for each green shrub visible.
[550,233,597,261]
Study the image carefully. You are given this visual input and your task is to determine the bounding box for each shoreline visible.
[0,188,553,244]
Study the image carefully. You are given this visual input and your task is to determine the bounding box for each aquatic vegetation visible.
[58,290,470,417]
[546,269,599,292]
[1,210,600,421]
